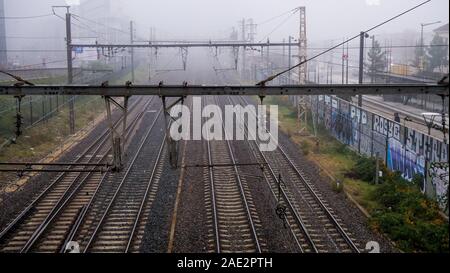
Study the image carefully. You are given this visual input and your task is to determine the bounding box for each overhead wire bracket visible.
[160,82,186,168]
[104,94,129,171]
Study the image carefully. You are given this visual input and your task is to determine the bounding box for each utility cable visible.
[258,9,298,43]
[256,0,432,86]
[257,7,300,25]
[0,13,53,20]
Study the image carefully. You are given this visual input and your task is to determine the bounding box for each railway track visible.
[78,104,166,253]
[203,96,265,253]
[0,96,156,252]
[221,95,317,253]
[231,95,360,253]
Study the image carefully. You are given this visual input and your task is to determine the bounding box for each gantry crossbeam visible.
[0,84,448,97]
[70,42,298,49]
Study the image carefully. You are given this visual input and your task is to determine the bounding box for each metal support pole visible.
[266,40,270,74]
[317,63,320,83]
[342,38,345,84]
[241,18,246,78]
[161,96,173,167]
[130,21,135,82]
[358,31,366,106]
[358,32,366,154]
[104,97,114,165]
[420,24,424,74]
[14,96,23,138]
[104,96,125,171]
[66,10,75,135]
[346,40,349,84]
[370,35,375,84]
[288,36,292,84]
[122,96,129,155]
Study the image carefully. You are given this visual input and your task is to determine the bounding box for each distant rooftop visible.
[434,23,449,33]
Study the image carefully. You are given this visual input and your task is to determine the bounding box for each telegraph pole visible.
[130,20,135,82]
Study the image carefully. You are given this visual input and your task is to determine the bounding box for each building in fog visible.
[72,0,130,69]
[3,0,67,68]
[74,0,129,44]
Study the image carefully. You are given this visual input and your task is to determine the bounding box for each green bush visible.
[346,155,381,183]
[370,173,449,253]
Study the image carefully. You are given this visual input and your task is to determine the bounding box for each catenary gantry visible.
[1,82,448,171]
[1,83,448,97]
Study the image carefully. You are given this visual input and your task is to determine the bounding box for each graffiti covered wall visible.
[310,95,449,207]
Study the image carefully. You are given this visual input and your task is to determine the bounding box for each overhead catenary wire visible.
[258,9,299,43]
[256,0,433,86]
[257,7,300,25]
[52,12,101,37]
[71,13,130,36]
[10,53,102,70]
[266,43,449,52]
[0,13,54,20]
[71,16,108,37]
[3,43,446,54]
[4,36,97,40]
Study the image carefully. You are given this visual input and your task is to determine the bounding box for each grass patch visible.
[0,96,104,190]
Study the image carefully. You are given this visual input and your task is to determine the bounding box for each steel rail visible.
[125,123,168,252]
[240,95,360,253]
[59,98,157,253]
[212,95,262,253]
[0,163,110,166]
[228,95,318,253]
[0,98,141,244]
[19,97,154,253]
[204,97,221,253]
[82,107,163,252]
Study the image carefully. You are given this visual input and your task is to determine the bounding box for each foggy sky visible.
[119,0,449,42]
[4,0,449,44]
